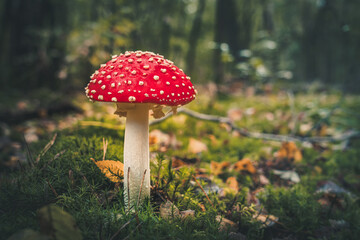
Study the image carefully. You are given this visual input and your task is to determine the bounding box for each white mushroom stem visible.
[123,103,150,208]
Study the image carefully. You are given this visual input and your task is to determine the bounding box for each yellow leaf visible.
[275,142,302,163]
[188,138,208,154]
[210,161,231,176]
[226,177,239,192]
[94,160,124,183]
[233,158,257,174]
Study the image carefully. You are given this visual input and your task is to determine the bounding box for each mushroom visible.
[85,51,197,208]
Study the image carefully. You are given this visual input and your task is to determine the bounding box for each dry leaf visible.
[273,169,300,183]
[259,174,270,185]
[254,213,278,227]
[227,108,243,122]
[188,138,208,154]
[216,215,238,231]
[226,177,239,192]
[160,200,180,219]
[93,160,124,183]
[275,142,302,163]
[233,158,256,174]
[211,161,231,176]
[180,210,195,219]
[172,156,199,168]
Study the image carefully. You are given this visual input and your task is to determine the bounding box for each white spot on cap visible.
[128,59,134,63]
[150,89,155,92]
[131,70,137,75]
[98,80,102,84]
[108,92,112,95]
[175,85,179,88]
[177,94,180,96]
[160,90,164,94]
[120,74,125,78]
[171,93,175,96]
[111,59,116,63]
[153,75,159,81]
[95,70,99,74]
[112,55,117,58]
[101,64,106,67]
[144,93,149,97]
[186,76,191,80]
[152,94,157,97]
[118,83,121,86]
[119,65,123,69]
[101,71,106,74]
[137,59,142,63]
[111,97,117,102]
[139,81,144,85]
[136,53,142,57]
[125,52,131,57]
[91,90,96,93]
[143,65,149,69]
[161,69,166,73]
[86,89,89,93]
[106,75,111,79]
[101,85,106,90]
[128,81,132,85]
[188,86,192,90]
[128,96,136,102]
[182,83,185,86]
[172,67,176,71]
[148,57,154,62]
[98,95,104,100]
[118,90,124,93]
[166,82,170,85]
[114,72,118,75]
[172,76,176,80]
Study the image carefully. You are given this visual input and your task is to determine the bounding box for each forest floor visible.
[1,83,360,240]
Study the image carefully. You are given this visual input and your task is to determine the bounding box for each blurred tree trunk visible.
[213,0,240,84]
[186,0,206,76]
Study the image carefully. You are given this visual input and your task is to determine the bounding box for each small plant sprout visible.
[85,51,197,208]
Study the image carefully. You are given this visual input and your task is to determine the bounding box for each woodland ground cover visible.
[0,84,359,240]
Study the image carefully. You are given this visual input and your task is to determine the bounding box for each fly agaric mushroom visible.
[85,51,197,208]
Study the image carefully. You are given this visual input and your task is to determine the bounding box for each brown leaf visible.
[254,213,279,227]
[180,210,195,219]
[227,108,243,122]
[275,142,302,163]
[188,138,208,154]
[160,200,180,220]
[233,158,256,174]
[259,174,270,185]
[211,161,231,176]
[94,160,124,183]
[172,156,199,168]
[216,215,238,231]
[226,177,239,192]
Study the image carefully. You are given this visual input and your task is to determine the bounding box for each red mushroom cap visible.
[85,51,196,106]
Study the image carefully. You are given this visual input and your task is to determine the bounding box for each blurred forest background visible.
[1,0,360,94]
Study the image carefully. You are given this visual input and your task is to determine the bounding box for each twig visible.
[23,134,34,166]
[46,179,58,197]
[192,176,214,208]
[151,108,360,143]
[122,222,143,240]
[36,133,57,163]
[136,169,147,208]
[102,138,108,161]
[127,167,130,209]
[109,217,135,240]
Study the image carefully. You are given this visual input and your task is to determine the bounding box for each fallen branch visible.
[150,108,360,143]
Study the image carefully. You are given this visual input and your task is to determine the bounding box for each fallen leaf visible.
[160,200,180,219]
[226,177,239,192]
[149,129,171,146]
[233,158,256,174]
[227,108,243,122]
[273,169,300,183]
[180,210,195,219]
[211,161,231,175]
[275,142,302,163]
[254,213,279,227]
[38,204,83,240]
[93,160,124,183]
[188,138,208,154]
[259,174,270,185]
[172,156,199,168]
[216,215,238,231]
